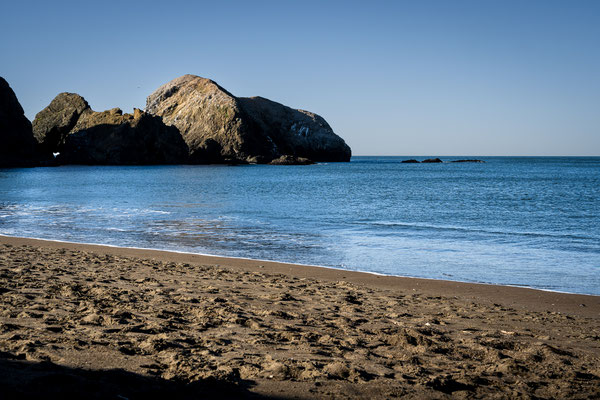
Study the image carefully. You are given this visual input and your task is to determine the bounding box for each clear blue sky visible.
[2,0,599,156]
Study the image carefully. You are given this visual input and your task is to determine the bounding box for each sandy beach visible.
[0,235,598,399]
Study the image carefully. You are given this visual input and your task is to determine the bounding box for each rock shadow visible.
[0,352,278,400]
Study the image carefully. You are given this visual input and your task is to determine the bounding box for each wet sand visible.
[0,235,599,399]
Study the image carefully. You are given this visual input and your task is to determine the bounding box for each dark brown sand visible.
[0,235,598,399]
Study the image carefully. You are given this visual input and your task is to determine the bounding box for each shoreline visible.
[1,234,598,318]
[1,234,594,297]
[1,234,599,398]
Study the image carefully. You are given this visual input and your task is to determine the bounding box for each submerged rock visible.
[401,159,420,163]
[268,155,314,165]
[146,75,351,164]
[0,77,38,167]
[422,158,443,163]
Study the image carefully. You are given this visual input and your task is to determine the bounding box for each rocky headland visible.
[0,75,351,166]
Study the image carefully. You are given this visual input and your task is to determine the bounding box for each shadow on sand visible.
[0,352,279,400]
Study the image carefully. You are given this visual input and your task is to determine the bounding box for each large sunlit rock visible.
[146,74,351,164]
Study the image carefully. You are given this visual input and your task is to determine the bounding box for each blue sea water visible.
[0,156,598,295]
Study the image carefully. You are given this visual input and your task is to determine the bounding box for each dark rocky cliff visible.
[0,77,39,167]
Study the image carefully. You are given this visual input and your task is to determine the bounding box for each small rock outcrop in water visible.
[269,155,314,165]
[146,75,351,164]
[33,95,188,165]
[402,158,484,164]
[451,159,485,163]
[0,77,39,167]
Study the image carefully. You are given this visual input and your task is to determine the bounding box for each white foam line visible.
[0,234,596,297]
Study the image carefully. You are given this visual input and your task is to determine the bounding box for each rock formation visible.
[33,96,188,165]
[451,159,484,163]
[268,155,314,165]
[24,75,350,166]
[32,92,90,154]
[238,96,350,163]
[402,158,484,164]
[146,75,351,164]
[145,76,263,164]
[0,77,38,167]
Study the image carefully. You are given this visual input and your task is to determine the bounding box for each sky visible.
[1,0,599,156]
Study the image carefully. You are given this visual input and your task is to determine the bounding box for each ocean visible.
[1,156,598,295]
